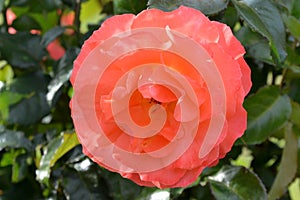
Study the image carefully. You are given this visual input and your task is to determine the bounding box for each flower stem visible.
[74,0,81,44]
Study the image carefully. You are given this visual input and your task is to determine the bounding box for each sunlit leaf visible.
[0,64,14,83]
[49,132,79,167]
[209,166,267,200]
[80,0,104,33]
[36,132,79,182]
[0,151,15,167]
[289,178,300,200]
[231,147,253,168]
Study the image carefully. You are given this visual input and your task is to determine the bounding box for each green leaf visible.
[9,71,49,94]
[247,42,273,65]
[292,0,300,18]
[49,132,79,167]
[8,93,50,125]
[27,0,62,13]
[0,1,3,12]
[11,7,60,32]
[101,168,150,200]
[148,0,229,15]
[61,166,111,200]
[237,86,292,145]
[41,26,66,46]
[268,123,298,200]
[5,72,50,123]
[220,6,239,28]
[291,101,300,127]
[10,0,30,7]
[0,64,14,83]
[0,32,46,69]
[275,0,294,13]
[80,0,104,33]
[209,166,267,200]
[0,151,15,167]
[170,184,214,200]
[210,180,241,200]
[230,147,253,168]
[236,26,264,46]
[47,48,79,106]
[288,79,300,103]
[114,0,147,14]
[36,132,79,182]
[12,153,29,183]
[0,126,32,151]
[11,14,41,31]
[289,178,300,200]
[283,15,300,39]
[236,26,273,64]
[286,45,300,66]
[231,0,287,64]
[0,91,24,121]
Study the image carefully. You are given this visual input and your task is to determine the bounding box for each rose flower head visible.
[70,6,251,189]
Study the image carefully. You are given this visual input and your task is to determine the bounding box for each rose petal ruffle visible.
[70,6,252,189]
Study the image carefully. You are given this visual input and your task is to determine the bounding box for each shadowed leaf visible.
[209,166,267,200]
[0,32,46,68]
[237,86,292,145]
[148,0,229,15]
[231,0,286,64]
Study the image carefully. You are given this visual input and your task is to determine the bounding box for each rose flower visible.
[70,6,251,188]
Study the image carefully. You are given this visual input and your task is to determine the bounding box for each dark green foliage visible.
[0,0,299,199]
[148,0,229,15]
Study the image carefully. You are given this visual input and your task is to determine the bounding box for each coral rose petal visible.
[70,6,252,189]
[71,14,135,84]
[237,57,252,95]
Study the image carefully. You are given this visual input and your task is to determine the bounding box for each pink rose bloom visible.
[70,6,251,188]
[6,9,17,34]
[46,39,66,61]
[60,11,75,35]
